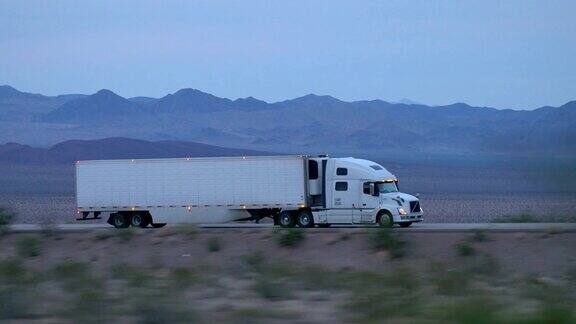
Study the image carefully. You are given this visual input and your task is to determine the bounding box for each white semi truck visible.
[75,155,423,228]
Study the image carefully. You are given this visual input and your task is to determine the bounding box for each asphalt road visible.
[6,222,576,233]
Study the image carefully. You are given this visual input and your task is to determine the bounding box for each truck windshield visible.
[378,182,398,193]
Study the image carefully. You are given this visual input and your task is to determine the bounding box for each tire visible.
[399,222,412,228]
[279,211,295,228]
[377,211,394,228]
[317,224,331,228]
[130,213,149,228]
[112,213,130,229]
[296,210,314,228]
[152,223,167,228]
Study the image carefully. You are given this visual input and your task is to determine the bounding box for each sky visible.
[0,0,575,109]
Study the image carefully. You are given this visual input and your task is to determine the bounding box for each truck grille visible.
[409,201,421,213]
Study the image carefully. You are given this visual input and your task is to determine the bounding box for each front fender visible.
[376,203,401,222]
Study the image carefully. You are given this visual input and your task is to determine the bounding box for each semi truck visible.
[75,155,423,228]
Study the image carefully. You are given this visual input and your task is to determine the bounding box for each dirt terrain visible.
[1,227,575,322]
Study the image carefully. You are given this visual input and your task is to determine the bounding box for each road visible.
[6,222,576,233]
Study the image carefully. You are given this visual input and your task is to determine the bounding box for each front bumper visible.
[398,213,423,222]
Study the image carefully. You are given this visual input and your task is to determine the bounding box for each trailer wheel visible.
[377,211,394,228]
[399,222,412,228]
[279,211,295,228]
[130,213,149,228]
[296,210,314,228]
[112,213,130,229]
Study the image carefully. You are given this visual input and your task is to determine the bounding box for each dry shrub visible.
[275,228,306,247]
[16,236,41,258]
[369,229,407,258]
[0,206,14,236]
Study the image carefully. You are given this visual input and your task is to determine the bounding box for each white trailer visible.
[76,155,423,228]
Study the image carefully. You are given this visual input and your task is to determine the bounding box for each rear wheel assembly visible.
[296,210,314,228]
[130,213,149,228]
[112,213,130,229]
[279,211,295,228]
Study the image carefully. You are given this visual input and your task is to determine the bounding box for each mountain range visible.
[1,85,574,157]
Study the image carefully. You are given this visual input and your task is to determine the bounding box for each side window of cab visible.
[336,167,348,176]
[335,181,348,191]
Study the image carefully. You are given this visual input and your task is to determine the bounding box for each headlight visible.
[398,208,407,215]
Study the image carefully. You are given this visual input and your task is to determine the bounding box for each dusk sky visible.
[1,0,574,109]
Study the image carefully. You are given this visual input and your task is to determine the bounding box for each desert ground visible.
[0,227,575,322]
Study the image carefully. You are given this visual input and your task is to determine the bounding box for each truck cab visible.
[304,157,423,227]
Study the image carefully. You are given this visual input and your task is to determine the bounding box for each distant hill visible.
[0,137,270,165]
[0,142,55,164]
[150,88,235,114]
[128,96,158,104]
[1,85,575,157]
[0,85,85,121]
[393,98,423,105]
[43,89,141,123]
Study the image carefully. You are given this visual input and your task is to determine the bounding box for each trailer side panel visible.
[76,156,306,210]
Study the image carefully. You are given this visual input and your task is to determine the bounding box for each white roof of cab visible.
[333,157,396,181]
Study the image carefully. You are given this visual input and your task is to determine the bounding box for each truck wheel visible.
[296,210,314,228]
[377,211,394,228]
[279,211,295,228]
[112,213,130,229]
[399,222,412,228]
[130,213,149,228]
